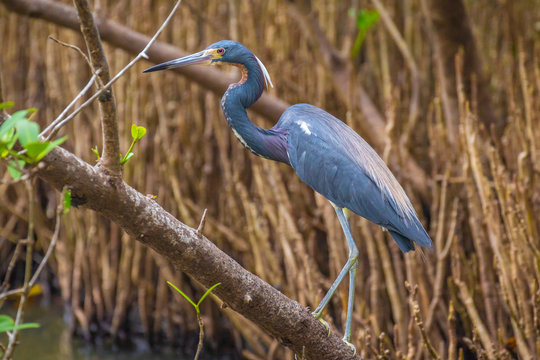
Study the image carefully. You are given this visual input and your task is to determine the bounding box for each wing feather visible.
[278,104,431,248]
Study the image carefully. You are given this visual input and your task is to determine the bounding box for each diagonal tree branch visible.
[35,145,360,360]
[72,0,121,176]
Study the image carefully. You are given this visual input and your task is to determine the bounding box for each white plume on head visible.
[255,55,274,89]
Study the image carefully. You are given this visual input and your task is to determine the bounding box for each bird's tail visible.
[389,231,416,253]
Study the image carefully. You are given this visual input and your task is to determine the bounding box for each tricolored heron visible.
[144,40,432,350]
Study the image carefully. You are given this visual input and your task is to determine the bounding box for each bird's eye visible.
[217,48,225,55]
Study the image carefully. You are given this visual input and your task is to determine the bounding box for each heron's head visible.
[143,40,273,87]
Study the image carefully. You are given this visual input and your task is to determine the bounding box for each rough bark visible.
[35,145,359,360]
[422,0,504,142]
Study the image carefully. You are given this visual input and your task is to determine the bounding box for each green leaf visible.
[7,130,18,150]
[0,315,14,332]
[197,283,221,307]
[0,127,14,144]
[0,315,39,333]
[24,136,66,163]
[12,322,40,331]
[63,188,71,214]
[0,101,14,110]
[131,124,147,141]
[25,142,49,160]
[16,119,40,147]
[0,110,29,139]
[0,128,17,157]
[167,281,197,309]
[7,160,25,180]
[356,9,379,31]
[135,126,146,140]
[350,9,379,58]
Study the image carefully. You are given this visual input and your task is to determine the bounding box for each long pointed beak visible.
[143,50,212,73]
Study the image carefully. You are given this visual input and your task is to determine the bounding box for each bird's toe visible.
[312,312,331,336]
[342,338,356,355]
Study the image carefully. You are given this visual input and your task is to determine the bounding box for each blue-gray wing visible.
[277,104,431,252]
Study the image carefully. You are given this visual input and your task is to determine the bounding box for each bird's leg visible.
[312,206,358,347]
[340,209,357,353]
[343,252,358,353]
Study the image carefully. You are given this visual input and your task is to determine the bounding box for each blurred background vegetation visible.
[1,0,539,359]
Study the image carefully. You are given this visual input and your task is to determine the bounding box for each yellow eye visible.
[217,48,225,55]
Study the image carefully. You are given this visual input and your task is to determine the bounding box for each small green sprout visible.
[349,8,380,58]
[167,281,221,360]
[91,146,100,160]
[121,124,146,165]
[167,281,221,316]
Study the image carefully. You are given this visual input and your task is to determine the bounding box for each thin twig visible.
[29,201,63,287]
[44,0,183,141]
[0,287,24,302]
[0,242,23,293]
[197,208,208,234]
[406,282,441,360]
[194,313,204,360]
[47,36,93,75]
[2,180,35,360]
[0,70,8,123]
[40,71,100,139]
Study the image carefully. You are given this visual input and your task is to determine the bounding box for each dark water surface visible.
[4,305,188,360]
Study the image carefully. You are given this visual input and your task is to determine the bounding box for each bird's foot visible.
[342,338,356,355]
[312,312,331,336]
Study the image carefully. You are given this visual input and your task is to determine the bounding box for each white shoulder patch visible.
[296,120,312,135]
[255,55,273,89]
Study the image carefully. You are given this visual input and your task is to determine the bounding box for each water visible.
[3,304,188,360]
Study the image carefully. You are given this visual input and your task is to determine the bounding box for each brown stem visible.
[72,0,120,176]
[2,180,35,360]
[194,313,204,360]
[0,71,8,123]
[0,242,23,293]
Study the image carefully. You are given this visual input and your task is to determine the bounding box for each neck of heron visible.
[220,59,289,164]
